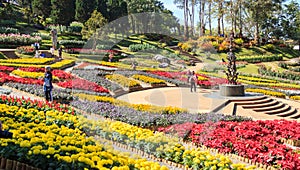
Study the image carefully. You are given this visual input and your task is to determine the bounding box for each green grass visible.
[237,64,259,74]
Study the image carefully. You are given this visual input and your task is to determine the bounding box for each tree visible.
[32,0,51,20]
[75,0,96,23]
[244,0,285,45]
[174,0,189,39]
[81,10,108,48]
[50,0,75,25]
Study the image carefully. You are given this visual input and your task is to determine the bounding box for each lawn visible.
[237,64,259,74]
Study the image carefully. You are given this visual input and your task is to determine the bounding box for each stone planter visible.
[220,84,245,96]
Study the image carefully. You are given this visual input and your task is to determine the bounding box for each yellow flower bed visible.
[11,69,59,81]
[74,93,187,114]
[238,75,277,83]
[0,59,75,69]
[0,58,54,64]
[0,104,168,170]
[289,96,300,100]
[245,88,286,98]
[132,74,166,85]
[240,80,300,89]
[83,118,256,170]
[197,76,209,81]
[106,74,141,88]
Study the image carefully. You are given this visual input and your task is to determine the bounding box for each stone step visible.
[230,96,267,102]
[242,100,279,109]
[276,108,298,118]
[263,105,292,115]
[253,103,285,112]
[234,98,273,105]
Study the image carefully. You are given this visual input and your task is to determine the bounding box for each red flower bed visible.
[148,71,175,79]
[0,95,76,115]
[158,120,300,169]
[0,66,15,72]
[19,68,74,79]
[57,78,109,93]
[0,72,43,85]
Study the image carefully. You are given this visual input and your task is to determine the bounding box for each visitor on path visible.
[187,70,192,83]
[43,66,53,102]
[58,47,62,60]
[131,61,137,70]
[189,71,198,92]
[34,50,40,58]
[40,52,46,58]
[34,42,40,52]
[50,47,54,57]
[0,121,13,139]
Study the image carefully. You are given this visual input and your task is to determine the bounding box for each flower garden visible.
[0,54,299,170]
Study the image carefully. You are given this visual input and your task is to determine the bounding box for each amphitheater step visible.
[234,98,273,105]
[263,105,291,115]
[230,96,267,102]
[276,108,298,118]
[253,103,285,112]
[291,111,300,119]
[242,100,279,109]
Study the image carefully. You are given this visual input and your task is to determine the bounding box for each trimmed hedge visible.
[237,55,283,63]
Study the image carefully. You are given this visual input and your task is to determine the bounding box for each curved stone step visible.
[230,96,267,102]
[253,103,285,112]
[291,111,300,119]
[263,105,291,115]
[234,98,273,105]
[276,108,298,118]
[242,100,279,109]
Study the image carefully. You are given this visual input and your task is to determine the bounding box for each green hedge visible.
[128,43,157,52]
[259,66,300,81]
[58,40,86,48]
[237,55,283,63]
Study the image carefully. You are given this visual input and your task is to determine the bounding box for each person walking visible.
[58,47,62,60]
[43,66,53,102]
[189,71,198,92]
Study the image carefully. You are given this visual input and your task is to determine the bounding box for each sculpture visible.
[50,28,58,49]
[225,32,238,84]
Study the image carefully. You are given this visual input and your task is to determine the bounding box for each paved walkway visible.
[117,86,300,121]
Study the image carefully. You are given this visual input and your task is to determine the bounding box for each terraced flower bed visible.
[82,118,256,170]
[0,96,166,170]
[0,72,43,85]
[158,120,300,169]
[57,78,110,94]
[11,69,60,82]
[105,74,142,90]
[0,59,75,70]
[0,58,54,65]
[132,74,167,87]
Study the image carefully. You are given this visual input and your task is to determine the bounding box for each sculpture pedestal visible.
[220,84,245,97]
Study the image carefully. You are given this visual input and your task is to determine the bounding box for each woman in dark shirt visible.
[43,66,53,102]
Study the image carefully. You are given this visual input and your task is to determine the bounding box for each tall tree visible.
[75,0,96,23]
[32,0,51,20]
[51,0,75,25]
[244,0,285,45]
[174,0,189,39]
[81,10,108,48]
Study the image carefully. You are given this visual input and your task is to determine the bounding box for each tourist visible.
[34,42,40,52]
[43,66,53,102]
[50,47,54,57]
[58,47,62,60]
[0,121,13,139]
[40,52,46,58]
[187,70,192,83]
[131,61,137,70]
[189,71,198,92]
